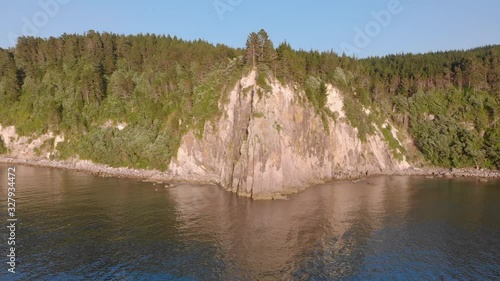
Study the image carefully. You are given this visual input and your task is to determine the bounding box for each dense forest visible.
[0,30,498,169]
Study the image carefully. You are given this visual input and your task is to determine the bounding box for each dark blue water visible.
[0,164,499,280]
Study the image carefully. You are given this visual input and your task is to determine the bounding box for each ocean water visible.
[0,164,498,280]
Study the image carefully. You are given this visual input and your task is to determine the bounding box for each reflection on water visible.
[0,165,498,280]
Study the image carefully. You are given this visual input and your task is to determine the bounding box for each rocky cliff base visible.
[0,157,498,192]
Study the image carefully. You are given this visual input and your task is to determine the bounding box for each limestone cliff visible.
[167,71,410,199]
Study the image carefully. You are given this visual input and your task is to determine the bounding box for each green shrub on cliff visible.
[0,137,7,155]
[484,125,500,168]
[342,93,375,142]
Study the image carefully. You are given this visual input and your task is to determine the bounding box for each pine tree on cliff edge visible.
[245,29,277,68]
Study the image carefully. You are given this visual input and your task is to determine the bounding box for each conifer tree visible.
[245,32,259,66]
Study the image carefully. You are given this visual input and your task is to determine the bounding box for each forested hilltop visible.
[0,30,498,170]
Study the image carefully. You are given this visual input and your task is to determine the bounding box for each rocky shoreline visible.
[393,166,500,179]
[0,157,218,186]
[0,156,498,195]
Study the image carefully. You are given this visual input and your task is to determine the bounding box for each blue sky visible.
[1,0,499,57]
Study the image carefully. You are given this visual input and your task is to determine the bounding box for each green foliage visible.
[305,76,327,113]
[252,111,265,118]
[74,122,177,169]
[379,124,405,161]
[398,84,498,168]
[483,125,500,168]
[34,138,55,157]
[0,49,21,102]
[1,30,499,170]
[342,93,375,142]
[303,76,333,133]
[352,46,500,168]
[273,121,282,133]
[0,137,7,154]
[410,117,484,168]
[320,112,330,133]
[256,69,270,93]
[324,108,338,121]
[0,32,245,170]
[190,59,246,137]
[245,29,277,68]
[255,64,273,95]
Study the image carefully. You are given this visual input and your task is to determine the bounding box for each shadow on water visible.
[0,164,498,280]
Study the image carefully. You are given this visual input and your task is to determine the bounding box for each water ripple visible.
[0,165,498,280]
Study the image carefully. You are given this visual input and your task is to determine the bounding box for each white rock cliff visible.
[167,71,410,199]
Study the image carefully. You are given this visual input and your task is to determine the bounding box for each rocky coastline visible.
[1,156,498,197]
[0,156,214,186]
[1,74,498,199]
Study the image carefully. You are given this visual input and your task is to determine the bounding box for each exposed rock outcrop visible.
[0,71,413,199]
[0,125,64,159]
[167,71,410,199]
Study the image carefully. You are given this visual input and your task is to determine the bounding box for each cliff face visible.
[168,71,410,199]
[0,70,410,199]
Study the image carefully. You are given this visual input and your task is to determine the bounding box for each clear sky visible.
[1,0,499,57]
